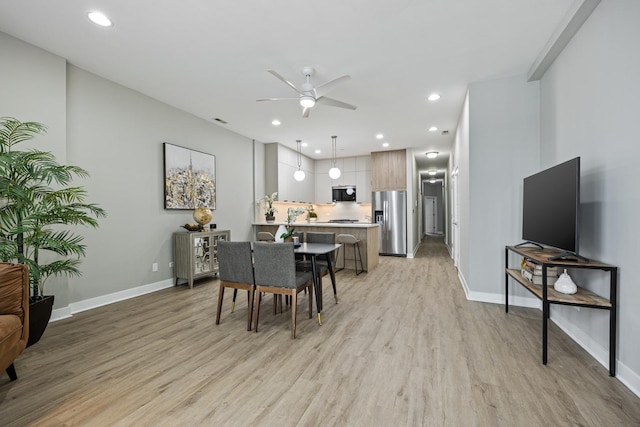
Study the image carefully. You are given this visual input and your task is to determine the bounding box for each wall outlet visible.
[152,263,158,272]
[169,262,174,268]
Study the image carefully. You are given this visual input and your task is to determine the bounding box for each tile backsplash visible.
[262,201,372,223]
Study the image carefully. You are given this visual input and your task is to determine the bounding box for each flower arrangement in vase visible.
[280,207,306,240]
[306,205,318,222]
[258,191,278,222]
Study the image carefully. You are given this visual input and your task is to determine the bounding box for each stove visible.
[328,219,359,223]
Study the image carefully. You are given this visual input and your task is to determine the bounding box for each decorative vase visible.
[266,215,275,223]
[275,224,287,243]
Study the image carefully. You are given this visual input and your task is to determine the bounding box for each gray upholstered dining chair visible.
[252,242,314,339]
[296,232,337,304]
[215,241,255,331]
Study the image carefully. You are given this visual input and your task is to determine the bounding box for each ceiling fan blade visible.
[314,75,351,98]
[256,97,299,102]
[316,96,357,110]
[268,70,305,95]
[302,107,311,118]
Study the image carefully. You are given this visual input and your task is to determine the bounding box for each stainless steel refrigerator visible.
[372,190,407,256]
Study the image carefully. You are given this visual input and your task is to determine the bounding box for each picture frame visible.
[163,142,216,210]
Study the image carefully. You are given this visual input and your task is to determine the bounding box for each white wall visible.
[2,32,256,314]
[539,0,640,392]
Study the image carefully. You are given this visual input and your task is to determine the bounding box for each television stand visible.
[514,241,543,249]
[505,245,617,376]
[548,251,589,263]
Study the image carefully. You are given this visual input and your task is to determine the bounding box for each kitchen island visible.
[254,222,379,272]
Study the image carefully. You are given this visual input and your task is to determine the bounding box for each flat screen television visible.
[522,157,581,260]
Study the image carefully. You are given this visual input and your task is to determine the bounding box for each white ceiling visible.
[0,0,577,179]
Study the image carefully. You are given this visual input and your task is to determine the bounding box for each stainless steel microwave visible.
[332,186,356,202]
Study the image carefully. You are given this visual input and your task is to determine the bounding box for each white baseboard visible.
[551,313,640,398]
[50,278,174,321]
[50,306,72,322]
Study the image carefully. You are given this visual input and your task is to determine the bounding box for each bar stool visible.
[336,234,364,275]
[257,231,275,242]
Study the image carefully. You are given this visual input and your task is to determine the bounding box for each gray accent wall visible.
[539,0,640,388]
[2,31,256,309]
[467,74,541,299]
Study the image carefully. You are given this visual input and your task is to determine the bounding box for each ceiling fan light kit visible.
[258,66,357,118]
[300,96,315,108]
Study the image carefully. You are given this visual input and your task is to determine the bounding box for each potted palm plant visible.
[0,117,106,346]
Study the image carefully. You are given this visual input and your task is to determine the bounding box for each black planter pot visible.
[27,295,54,348]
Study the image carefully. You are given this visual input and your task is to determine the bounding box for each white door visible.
[423,196,437,235]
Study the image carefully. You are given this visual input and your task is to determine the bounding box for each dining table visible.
[294,242,342,325]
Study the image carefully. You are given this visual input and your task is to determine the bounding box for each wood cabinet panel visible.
[371,151,389,190]
[371,149,406,191]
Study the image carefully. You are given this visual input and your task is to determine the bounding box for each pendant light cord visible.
[332,135,337,166]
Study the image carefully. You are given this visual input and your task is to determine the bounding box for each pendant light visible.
[328,135,341,179]
[294,139,305,181]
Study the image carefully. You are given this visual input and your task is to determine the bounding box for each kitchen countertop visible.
[254,221,380,271]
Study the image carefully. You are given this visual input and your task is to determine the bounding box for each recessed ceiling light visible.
[430,179,437,184]
[301,142,308,147]
[426,151,438,159]
[315,149,321,154]
[429,126,438,132]
[88,11,113,27]
[376,133,384,139]
[428,170,437,176]
[382,142,389,148]
[271,119,281,126]
[428,93,440,101]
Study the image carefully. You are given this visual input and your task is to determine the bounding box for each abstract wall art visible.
[163,142,216,210]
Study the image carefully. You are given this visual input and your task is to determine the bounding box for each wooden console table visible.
[505,245,618,376]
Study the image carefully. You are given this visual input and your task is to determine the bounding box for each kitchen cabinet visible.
[315,170,332,204]
[265,143,315,203]
[371,149,406,191]
[356,170,371,203]
[315,156,371,203]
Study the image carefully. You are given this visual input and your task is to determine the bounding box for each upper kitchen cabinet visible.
[355,155,371,203]
[315,159,332,204]
[265,143,315,203]
[315,156,371,204]
[371,149,406,191]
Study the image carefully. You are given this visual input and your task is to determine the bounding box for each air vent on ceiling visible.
[441,130,449,135]
[213,118,228,124]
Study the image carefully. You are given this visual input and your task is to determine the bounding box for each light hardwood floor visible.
[1,237,639,426]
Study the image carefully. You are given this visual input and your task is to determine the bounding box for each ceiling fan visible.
[257,66,357,118]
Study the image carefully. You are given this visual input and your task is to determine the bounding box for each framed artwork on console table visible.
[163,142,216,210]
